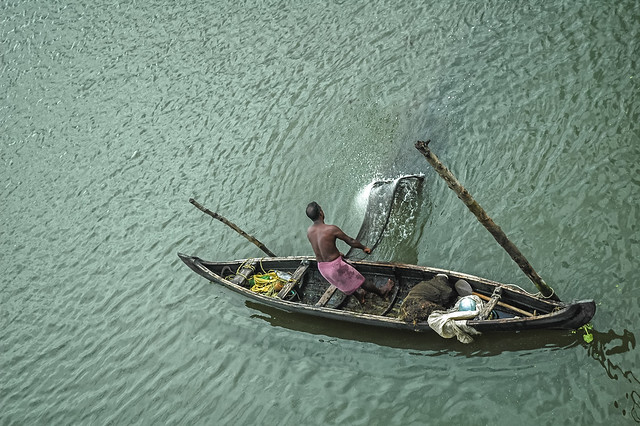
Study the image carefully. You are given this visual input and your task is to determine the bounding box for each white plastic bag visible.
[427,295,483,343]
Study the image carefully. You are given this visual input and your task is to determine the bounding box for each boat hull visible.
[178,253,595,334]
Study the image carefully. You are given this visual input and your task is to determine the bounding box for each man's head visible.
[306,202,323,221]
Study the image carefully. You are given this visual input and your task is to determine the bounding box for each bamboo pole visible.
[415,140,558,300]
[473,293,534,317]
[189,198,277,257]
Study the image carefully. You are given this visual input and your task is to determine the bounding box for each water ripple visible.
[2,0,639,424]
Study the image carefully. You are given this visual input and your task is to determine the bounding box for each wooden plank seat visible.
[277,260,310,299]
[475,286,502,320]
[315,285,338,307]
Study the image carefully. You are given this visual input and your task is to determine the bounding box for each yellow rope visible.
[225,258,293,298]
[250,271,286,297]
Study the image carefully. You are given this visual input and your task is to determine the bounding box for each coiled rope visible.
[227,258,290,298]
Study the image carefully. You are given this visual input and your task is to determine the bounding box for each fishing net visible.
[399,275,457,324]
[345,175,424,261]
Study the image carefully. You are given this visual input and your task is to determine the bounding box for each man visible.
[306,201,394,303]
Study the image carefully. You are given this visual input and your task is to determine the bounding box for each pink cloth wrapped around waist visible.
[317,256,365,295]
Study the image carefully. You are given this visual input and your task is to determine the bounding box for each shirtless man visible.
[306,201,394,303]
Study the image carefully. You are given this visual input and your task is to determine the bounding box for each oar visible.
[189,198,277,257]
[415,140,559,301]
[472,292,534,317]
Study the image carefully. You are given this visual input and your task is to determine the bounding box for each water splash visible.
[355,180,377,216]
[347,174,424,260]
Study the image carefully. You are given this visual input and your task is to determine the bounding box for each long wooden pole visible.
[415,140,558,300]
[189,198,277,257]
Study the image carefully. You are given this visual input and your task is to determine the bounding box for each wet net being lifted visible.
[345,175,424,261]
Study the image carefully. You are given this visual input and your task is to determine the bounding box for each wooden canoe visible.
[177,253,595,334]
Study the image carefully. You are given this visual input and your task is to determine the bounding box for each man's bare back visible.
[305,202,393,302]
[307,222,367,263]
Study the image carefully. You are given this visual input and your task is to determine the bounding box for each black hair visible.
[306,201,321,221]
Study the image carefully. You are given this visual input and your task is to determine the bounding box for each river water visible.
[2,0,639,424]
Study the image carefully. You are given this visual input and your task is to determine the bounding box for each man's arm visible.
[333,227,371,253]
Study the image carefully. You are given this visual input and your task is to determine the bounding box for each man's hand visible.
[363,247,372,254]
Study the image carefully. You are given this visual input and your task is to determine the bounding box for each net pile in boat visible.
[399,275,457,324]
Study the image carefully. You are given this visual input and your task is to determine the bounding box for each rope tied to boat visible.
[540,286,556,299]
[502,283,556,299]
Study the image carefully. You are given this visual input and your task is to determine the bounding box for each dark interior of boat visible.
[208,258,530,321]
